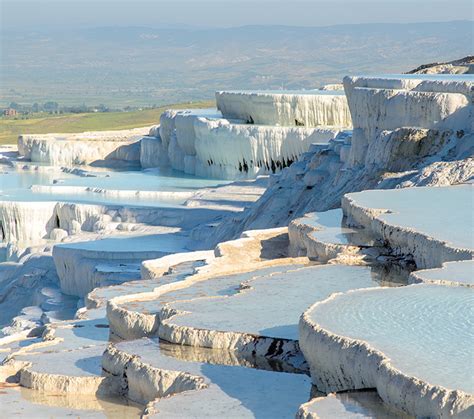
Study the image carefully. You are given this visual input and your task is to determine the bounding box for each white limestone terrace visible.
[1,306,112,395]
[48,181,271,299]
[87,255,211,309]
[18,126,150,167]
[0,314,141,417]
[288,208,376,263]
[159,264,394,365]
[409,260,473,287]
[210,73,473,243]
[156,106,346,179]
[297,391,411,419]
[53,230,190,297]
[1,230,312,417]
[104,338,313,418]
[342,184,474,269]
[215,89,351,127]
[208,127,473,246]
[0,156,267,339]
[106,228,304,342]
[343,73,473,168]
[299,283,474,417]
[108,263,306,342]
[1,68,473,418]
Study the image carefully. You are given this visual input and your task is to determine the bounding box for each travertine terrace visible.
[1,66,473,418]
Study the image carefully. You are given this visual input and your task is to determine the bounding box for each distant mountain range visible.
[1,21,473,107]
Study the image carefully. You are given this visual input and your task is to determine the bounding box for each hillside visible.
[2,21,472,108]
[0,101,213,145]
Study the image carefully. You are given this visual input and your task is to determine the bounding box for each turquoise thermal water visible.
[346,185,474,250]
[311,284,474,393]
[0,167,228,207]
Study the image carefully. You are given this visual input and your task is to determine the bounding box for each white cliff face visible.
[343,75,473,167]
[0,200,120,247]
[18,127,149,166]
[158,109,221,174]
[215,90,352,127]
[154,108,343,179]
[140,136,170,168]
[194,119,341,178]
[0,201,58,244]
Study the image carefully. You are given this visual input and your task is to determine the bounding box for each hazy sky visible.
[2,0,473,29]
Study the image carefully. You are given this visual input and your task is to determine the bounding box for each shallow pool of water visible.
[0,167,228,207]
[311,284,474,393]
[346,185,473,250]
[169,264,382,340]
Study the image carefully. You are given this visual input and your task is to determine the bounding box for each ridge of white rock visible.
[156,107,345,179]
[216,90,351,127]
[30,184,195,201]
[343,74,473,167]
[18,127,149,167]
[408,56,473,75]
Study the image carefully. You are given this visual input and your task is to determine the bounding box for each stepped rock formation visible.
[1,65,473,417]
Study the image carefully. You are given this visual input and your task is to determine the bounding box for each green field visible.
[0,101,214,145]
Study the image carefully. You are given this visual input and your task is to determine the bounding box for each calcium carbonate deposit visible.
[1,63,473,418]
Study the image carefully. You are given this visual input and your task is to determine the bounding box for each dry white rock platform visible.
[109,263,305,341]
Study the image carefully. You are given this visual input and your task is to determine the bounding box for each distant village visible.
[1,102,159,118]
[2,102,112,118]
